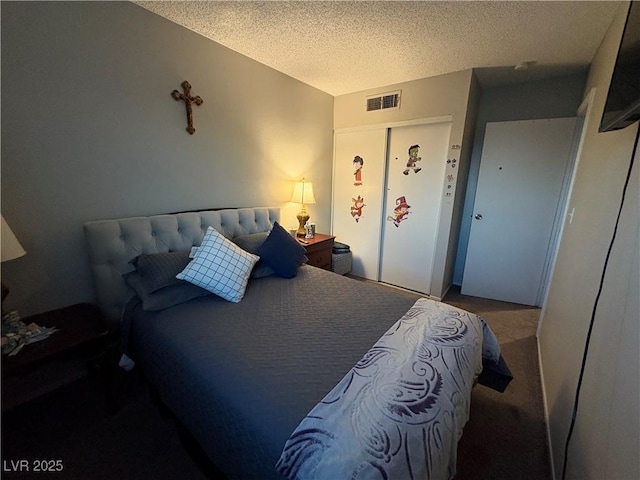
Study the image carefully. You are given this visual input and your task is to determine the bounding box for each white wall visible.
[333,70,477,298]
[538,2,639,478]
[1,1,334,317]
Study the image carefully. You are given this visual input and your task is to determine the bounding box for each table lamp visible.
[1,215,26,304]
[291,179,316,237]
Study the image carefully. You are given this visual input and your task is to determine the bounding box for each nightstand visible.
[298,233,335,270]
[1,303,113,410]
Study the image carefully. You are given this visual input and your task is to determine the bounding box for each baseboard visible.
[537,335,557,480]
[439,282,453,301]
[346,275,433,298]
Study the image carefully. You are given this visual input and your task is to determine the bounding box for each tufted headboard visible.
[83,207,279,329]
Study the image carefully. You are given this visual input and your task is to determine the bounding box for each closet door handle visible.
[474,214,483,220]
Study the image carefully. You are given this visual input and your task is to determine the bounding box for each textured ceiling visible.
[134,1,620,96]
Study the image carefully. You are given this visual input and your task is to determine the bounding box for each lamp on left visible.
[291,179,316,237]
[1,215,26,304]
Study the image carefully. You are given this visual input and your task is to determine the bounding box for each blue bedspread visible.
[276,298,499,480]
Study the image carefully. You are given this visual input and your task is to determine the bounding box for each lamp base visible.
[296,213,310,237]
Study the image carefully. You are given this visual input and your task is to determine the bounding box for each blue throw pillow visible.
[258,222,306,278]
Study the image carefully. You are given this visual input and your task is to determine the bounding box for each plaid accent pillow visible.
[176,227,259,303]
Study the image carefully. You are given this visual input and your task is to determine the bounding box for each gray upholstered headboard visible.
[83,207,279,329]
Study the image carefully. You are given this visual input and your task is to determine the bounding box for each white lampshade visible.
[291,179,316,205]
[1,215,26,263]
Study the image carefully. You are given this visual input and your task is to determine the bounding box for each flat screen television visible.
[599,1,640,132]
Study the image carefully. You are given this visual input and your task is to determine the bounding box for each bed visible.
[83,207,509,480]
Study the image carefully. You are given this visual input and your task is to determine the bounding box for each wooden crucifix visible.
[171,81,203,135]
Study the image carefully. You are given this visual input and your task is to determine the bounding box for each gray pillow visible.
[233,232,269,253]
[130,251,191,293]
[124,271,210,311]
[233,232,276,278]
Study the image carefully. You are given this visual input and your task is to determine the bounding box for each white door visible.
[462,118,577,305]
[332,128,388,280]
[379,121,452,294]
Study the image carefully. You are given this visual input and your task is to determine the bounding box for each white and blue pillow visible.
[177,227,259,303]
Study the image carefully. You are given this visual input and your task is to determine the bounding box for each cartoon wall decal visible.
[350,195,366,223]
[403,144,422,175]
[353,155,364,186]
[386,196,411,227]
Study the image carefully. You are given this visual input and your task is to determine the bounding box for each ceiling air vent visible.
[366,90,401,112]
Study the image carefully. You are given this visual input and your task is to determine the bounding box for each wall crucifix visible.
[171,81,204,135]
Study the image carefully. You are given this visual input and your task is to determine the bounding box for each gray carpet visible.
[1,374,210,480]
[1,286,551,479]
[444,286,552,479]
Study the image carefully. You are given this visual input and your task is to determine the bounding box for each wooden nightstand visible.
[1,303,113,410]
[298,233,335,270]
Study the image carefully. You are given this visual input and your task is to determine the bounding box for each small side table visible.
[298,233,335,270]
[1,303,113,411]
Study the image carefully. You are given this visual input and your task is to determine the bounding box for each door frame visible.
[332,115,454,136]
[538,89,595,328]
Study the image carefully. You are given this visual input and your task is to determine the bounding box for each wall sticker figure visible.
[403,144,422,175]
[353,155,364,186]
[350,195,366,222]
[387,196,411,227]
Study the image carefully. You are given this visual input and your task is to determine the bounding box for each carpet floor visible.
[1,286,551,479]
[445,286,552,480]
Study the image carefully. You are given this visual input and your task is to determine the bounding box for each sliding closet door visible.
[332,128,388,280]
[379,121,452,294]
